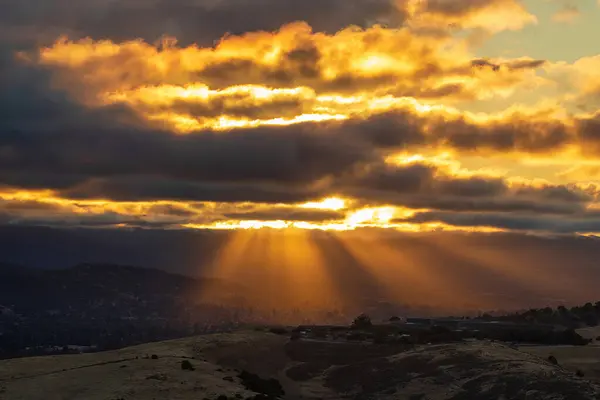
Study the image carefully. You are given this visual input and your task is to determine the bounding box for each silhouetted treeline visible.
[476,302,600,328]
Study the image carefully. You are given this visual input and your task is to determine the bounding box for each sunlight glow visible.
[35,22,545,133]
[346,207,396,226]
[300,197,347,211]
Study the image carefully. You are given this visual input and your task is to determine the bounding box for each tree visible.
[558,305,568,314]
[351,314,372,330]
[181,360,195,371]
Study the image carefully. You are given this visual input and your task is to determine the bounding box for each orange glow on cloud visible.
[300,197,348,211]
[5,12,599,235]
[34,22,551,132]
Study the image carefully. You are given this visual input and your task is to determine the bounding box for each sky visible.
[3,0,600,310]
[1,0,600,236]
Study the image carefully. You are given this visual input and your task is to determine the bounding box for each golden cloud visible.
[1,153,598,234]
[399,0,537,33]
[4,15,600,236]
[34,22,548,132]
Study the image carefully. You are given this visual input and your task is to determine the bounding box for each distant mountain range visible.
[0,262,242,313]
[0,263,250,358]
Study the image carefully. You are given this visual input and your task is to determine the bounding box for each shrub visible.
[346,332,370,341]
[246,395,271,400]
[351,314,372,330]
[313,329,327,339]
[576,369,585,377]
[150,354,158,360]
[146,373,168,381]
[372,331,389,344]
[238,370,285,398]
[268,327,288,335]
[181,360,195,371]
[561,329,589,346]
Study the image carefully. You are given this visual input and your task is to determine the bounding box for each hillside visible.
[1,330,599,400]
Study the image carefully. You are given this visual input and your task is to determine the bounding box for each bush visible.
[576,369,585,377]
[373,332,388,344]
[351,314,372,330]
[181,360,195,371]
[150,354,158,360]
[561,329,589,346]
[146,373,168,381]
[346,332,370,341]
[246,395,271,400]
[238,370,285,398]
[313,329,327,339]
[269,327,288,335]
[548,355,559,365]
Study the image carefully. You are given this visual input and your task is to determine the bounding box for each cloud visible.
[401,210,600,234]
[0,46,598,215]
[336,159,593,215]
[0,0,536,52]
[32,22,548,133]
[0,0,405,46]
[1,4,600,236]
[399,0,537,33]
[222,208,345,222]
[557,165,600,182]
[544,55,600,113]
[552,4,580,23]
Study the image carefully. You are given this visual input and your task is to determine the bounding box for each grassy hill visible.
[1,329,599,400]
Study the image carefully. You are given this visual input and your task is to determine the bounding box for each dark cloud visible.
[59,176,329,204]
[423,0,520,17]
[0,0,405,47]
[471,58,546,72]
[1,124,374,187]
[146,204,201,217]
[401,210,600,234]
[506,59,547,70]
[167,96,310,120]
[197,56,403,93]
[0,209,144,229]
[337,161,589,215]
[577,111,600,154]
[0,200,62,212]
[430,115,573,153]
[0,57,376,190]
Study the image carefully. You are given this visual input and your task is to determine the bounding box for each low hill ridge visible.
[1,330,599,399]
